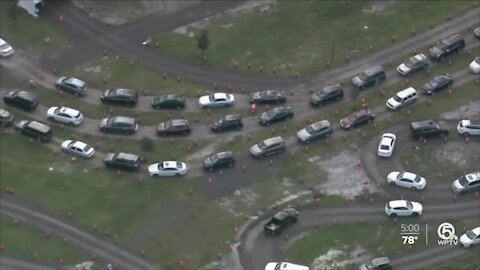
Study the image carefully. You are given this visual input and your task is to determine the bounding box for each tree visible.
[196,29,210,58]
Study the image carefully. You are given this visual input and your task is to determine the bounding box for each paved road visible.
[0,196,160,270]
[37,2,480,92]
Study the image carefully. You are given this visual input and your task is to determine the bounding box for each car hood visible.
[148,163,160,174]
[452,180,463,190]
[297,129,311,140]
[259,112,270,121]
[0,109,12,119]
[103,153,115,162]
[469,60,480,72]
[411,202,422,212]
[429,46,443,57]
[55,77,66,85]
[250,92,262,100]
[460,233,472,244]
[397,63,411,72]
[352,76,363,85]
[61,140,73,149]
[250,144,262,155]
[15,120,29,128]
[99,118,109,127]
[386,97,401,108]
[157,123,166,131]
[387,172,400,181]
[102,90,111,98]
[340,117,351,127]
[198,95,210,105]
[264,263,278,270]
[46,107,58,116]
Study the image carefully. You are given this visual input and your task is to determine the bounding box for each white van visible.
[265,262,309,270]
[386,87,418,110]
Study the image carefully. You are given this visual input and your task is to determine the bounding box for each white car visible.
[385,200,422,217]
[387,171,426,190]
[46,106,84,126]
[457,120,480,136]
[148,161,187,177]
[198,93,235,109]
[469,57,480,74]
[61,140,95,159]
[459,227,480,248]
[0,38,14,57]
[377,133,396,157]
[265,262,309,270]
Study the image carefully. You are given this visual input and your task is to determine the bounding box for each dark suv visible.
[410,120,450,139]
[309,84,344,107]
[156,119,191,136]
[15,120,52,142]
[429,34,465,61]
[99,116,138,135]
[104,152,141,171]
[210,114,243,133]
[100,88,138,107]
[203,151,236,172]
[257,106,294,126]
[351,66,386,90]
[3,90,39,111]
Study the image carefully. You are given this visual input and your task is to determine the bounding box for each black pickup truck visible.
[263,208,299,236]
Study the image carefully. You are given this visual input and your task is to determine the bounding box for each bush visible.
[141,137,154,152]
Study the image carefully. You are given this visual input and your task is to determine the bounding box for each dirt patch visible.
[440,101,480,120]
[309,151,380,200]
[362,0,395,14]
[434,141,479,170]
[73,0,201,25]
[173,0,276,37]
[311,246,371,270]
[215,188,259,217]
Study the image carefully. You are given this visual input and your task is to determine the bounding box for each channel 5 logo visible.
[437,222,458,245]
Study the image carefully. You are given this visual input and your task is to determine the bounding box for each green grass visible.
[437,254,480,270]
[0,218,86,266]
[68,56,213,97]
[0,1,67,53]
[284,221,468,267]
[0,133,202,241]
[155,1,474,75]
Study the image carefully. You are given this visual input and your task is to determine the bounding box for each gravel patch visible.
[440,101,480,120]
[311,245,371,270]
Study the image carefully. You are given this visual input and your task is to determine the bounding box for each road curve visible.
[39,2,480,91]
[0,196,160,270]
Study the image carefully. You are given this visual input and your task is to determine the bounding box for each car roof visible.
[396,87,417,98]
[72,141,88,149]
[16,90,36,101]
[113,88,136,95]
[116,152,139,160]
[26,121,50,133]
[442,34,463,46]
[388,200,409,208]
[353,109,371,118]
[112,116,136,124]
[65,77,85,87]
[170,119,189,125]
[380,136,394,146]
[461,119,480,126]
[465,172,480,182]
[364,66,383,76]
[263,136,284,145]
[400,172,417,180]
[372,257,390,266]
[213,92,228,99]
[59,107,80,115]
[322,84,341,93]
[224,114,241,121]
[311,120,331,130]
[412,54,427,62]
[163,161,179,169]
[411,120,438,129]
[215,151,233,158]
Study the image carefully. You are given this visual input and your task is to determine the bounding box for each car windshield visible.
[266,109,278,117]
[364,261,375,269]
[406,201,413,209]
[475,57,480,64]
[348,113,361,122]
[164,121,172,129]
[466,230,477,240]
[427,80,438,88]
[458,176,469,186]
[393,94,403,102]
[404,57,417,68]
[209,154,219,163]
[0,43,10,50]
[270,217,281,225]
[257,142,267,150]
[358,72,369,80]
[75,112,82,118]
[414,175,422,183]
[380,145,390,150]
[208,94,215,101]
[84,145,91,152]
[306,125,317,134]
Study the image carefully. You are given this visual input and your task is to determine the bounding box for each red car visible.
[339,109,375,129]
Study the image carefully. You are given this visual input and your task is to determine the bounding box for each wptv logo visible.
[437,222,458,245]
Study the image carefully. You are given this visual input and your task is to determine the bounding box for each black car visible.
[156,119,191,136]
[429,34,465,61]
[100,88,138,107]
[263,208,299,236]
[99,116,138,135]
[309,84,344,107]
[203,151,235,172]
[3,90,39,111]
[210,114,243,133]
[410,120,450,139]
[55,76,87,96]
[421,74,454,95]
[104,152,141,171]
[296,120,333,144]
[151,94,186,109]
[339,109,375,129]
[0,108,14,127]
[351,66,386,90]
[257,106,294,126]
[15,120,52,142]
[396,53,429,76]
[249,90,286,105]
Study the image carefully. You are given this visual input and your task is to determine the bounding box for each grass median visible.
[155,1,474,76]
